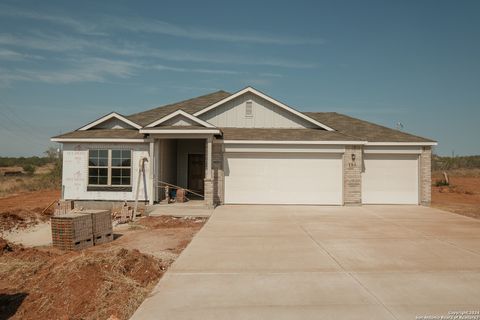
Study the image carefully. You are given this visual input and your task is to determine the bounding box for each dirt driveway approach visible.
[131,205,480,319]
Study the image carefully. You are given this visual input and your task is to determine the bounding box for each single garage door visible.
[362,154,419,204]
[224,153,343,205]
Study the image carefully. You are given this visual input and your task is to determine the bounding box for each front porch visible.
[146,200,214,217]
[144,131,218,208]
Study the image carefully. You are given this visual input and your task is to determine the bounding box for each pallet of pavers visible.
[78,210,113,245]
[51,213,94,251]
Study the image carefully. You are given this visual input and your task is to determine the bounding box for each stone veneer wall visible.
[204,140,224,208]
[420,146,432,206]
[212,142,224,206]
[204,178,214,208]
[343,145,363,205]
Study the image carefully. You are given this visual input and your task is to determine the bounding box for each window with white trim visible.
[88,149,131,186]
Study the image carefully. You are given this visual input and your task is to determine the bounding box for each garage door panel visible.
[362,154,418,204]
[224,153,343,205]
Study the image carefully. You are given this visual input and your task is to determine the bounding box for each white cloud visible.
[0,58,139,86]
[0,5,323,45]
[0,48,42,60]
[0,4,105,35]
[0,7,318,86]
[0,32,92,51]
[259,72,284,78]
[0,32,317,68]
[153,65,242,75]
[101,16,324,45]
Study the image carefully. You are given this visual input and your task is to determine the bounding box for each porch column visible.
[154,139,160,203]
[206,136,213,179]
[204,136,214,208]
[148,139,155,205]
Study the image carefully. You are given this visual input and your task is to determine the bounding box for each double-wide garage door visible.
[224,153,343,205]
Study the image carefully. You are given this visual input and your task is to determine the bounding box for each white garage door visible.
[224,153,343,205]
[362,154,419,204]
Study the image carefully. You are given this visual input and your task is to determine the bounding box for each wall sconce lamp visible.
[351,154,356,161]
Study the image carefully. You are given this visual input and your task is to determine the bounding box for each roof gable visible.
[194,87,334,131]
[145,110,215,128]
[78,112,142,131]
[126,90,231,127]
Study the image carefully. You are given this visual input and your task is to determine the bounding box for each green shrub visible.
[0,156,50,168]
[22,164,35,175]
[435,179,449,187]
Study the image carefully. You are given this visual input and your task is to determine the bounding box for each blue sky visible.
[0,0,479,156]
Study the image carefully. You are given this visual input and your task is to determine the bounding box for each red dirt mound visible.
[0,189,60,232]
[0,238,166,320]
[138,215,207,229]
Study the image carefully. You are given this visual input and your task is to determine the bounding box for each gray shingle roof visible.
[304,112,435,143]
[142,126,217,130]
[126,90,231,127]
[53,129,144,139]
[220,128,359,141]
[53,90,435,143]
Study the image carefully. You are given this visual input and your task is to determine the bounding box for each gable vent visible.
[245,101,253,118]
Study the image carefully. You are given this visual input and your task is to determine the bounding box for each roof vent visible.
[245,101,253,118]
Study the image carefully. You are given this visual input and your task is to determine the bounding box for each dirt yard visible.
[0,215,207,320]
[0,190,60,234]
[0,189,60,232]
[431,170,480,219]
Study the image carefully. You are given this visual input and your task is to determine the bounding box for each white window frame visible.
[88,149,132,187]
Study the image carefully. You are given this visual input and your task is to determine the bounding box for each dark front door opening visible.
[188,154,205,195]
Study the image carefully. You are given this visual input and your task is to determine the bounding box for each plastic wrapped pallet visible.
[51,213,93,251]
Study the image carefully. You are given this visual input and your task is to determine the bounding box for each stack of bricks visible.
[79,210,113,245]
[51,213,94,251]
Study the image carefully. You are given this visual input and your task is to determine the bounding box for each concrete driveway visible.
[131,205,480,320]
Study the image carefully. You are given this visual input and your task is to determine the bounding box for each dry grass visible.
[0,177,27,197]
[433,168,480,178]
[0,164,60,198]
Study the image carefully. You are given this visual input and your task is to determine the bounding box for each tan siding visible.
[200,93,315,128]
[162,115,199,127]
[95,118,136,129]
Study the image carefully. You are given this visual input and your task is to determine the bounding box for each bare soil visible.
[0,215,207,320]
[432,172,480,219]
[0,190,60,232]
